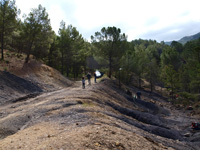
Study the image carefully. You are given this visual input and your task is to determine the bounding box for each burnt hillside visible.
[0,77,200,149]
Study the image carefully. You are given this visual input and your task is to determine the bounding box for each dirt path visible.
[0,79,200,150]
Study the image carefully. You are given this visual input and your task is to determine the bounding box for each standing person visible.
[136,91,141,99]
[94,72,97,83]
[82,77,85,89]
[133,94,137,100]
[86,72,91,85]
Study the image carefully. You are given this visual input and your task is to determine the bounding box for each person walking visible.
[82,77,85,89]
[86,72,91,85]
[136,91,141,99]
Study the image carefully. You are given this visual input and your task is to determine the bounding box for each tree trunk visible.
[25,53,30,63]
[150,72,153,92]
[108,42,114,78]
[48,49,53,67]
[109,55,112,78]
[138,76,141,88]
[1,8,5,60]
[126,55,130,84]
[73,68,76,79]
[25,41,33,63]
[1,30,4,60]
[150,81,153,92]
[73,63,76,80]
[66,64,69,77]
[61,51,64,74]
[171,87,174,101]
[170,76,174,100]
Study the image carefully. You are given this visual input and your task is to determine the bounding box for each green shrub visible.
[5,60,10,64]
[179,92,198,102]
[6,52,11,57]
[173,92,199,106]
[17,54,23,59]
[4,67,7,72]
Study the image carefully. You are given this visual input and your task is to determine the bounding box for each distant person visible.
[82,77,85,89]
[136,91,141,99]
[86,72,91,85]
[175,94,179,100]
[133,94,137,100]
[94,72,97,83]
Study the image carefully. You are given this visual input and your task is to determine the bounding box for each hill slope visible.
[165,32,200,45]
[0,50,73,104]
[178,32,200,44]
[0,71,42,104]
[0,51,200,149]
[0,78,200,149]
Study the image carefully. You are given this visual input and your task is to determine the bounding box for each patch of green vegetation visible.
[11,52,16,56]
[173,92,199,108]
[5,60,10,64]
[6,52,11,57]
[179,92,198,102]
[17,54,23,59]
[82,101,95,107]
[4,67,7,72]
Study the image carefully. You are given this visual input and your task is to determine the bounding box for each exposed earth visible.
[0,54,200,150]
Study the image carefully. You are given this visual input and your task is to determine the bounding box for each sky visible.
[16,0,200,42]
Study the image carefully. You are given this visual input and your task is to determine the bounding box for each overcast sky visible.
[16,0,200,42]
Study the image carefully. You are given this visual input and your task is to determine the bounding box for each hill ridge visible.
[178,32,200,44]
[165,31,200,45]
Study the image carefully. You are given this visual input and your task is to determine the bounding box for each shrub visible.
[174,92,199,106]
[4,67,7,72]
[6,52,11,57]
[179,92,198,102]
[5,60,10,64]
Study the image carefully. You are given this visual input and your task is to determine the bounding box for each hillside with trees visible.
[0,1,200,149]
[0,1,200,109]
[0,0,199,108]
[165,32,200,45]
[178,32,200,45]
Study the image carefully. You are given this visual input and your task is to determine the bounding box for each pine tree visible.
[91,26,127,78]
[0,0,18,60]
[22,4,53,63]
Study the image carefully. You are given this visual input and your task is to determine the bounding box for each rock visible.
[115,142,121,146]
[95,142,101,147]
[94,123,101,125]
[186,106,193,110]
[184,133,190,137]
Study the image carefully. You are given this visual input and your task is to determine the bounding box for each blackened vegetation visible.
[0,71,42,104]
[106,101,183,141]
[12,93,41,103]
[0,114,31,140]
[98,79,200,149]
[0,71,42,92]
[0,76,200,149]
[62,101,83,108]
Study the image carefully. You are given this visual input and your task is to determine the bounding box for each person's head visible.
[82,77,84,79]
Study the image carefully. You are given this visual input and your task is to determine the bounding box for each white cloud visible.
[48,4,67,34]
[16,0,45,16]
[15,0,200,41]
